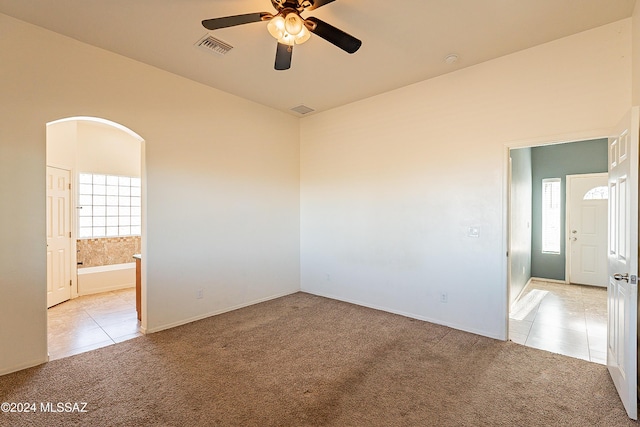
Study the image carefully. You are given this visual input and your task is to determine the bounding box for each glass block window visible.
[78,173,141,238]
[541,178,561,254]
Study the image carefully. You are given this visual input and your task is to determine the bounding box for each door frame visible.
[565,172,608,287]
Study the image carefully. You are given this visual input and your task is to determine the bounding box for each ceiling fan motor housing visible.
[272,0,316,13]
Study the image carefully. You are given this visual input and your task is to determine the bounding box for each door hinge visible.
[69,279,72,287]
[69,232,72,238]
[68,183,71,190]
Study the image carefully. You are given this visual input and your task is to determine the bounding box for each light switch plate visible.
[468,226,480,238]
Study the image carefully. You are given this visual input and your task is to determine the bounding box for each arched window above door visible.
[583,186,608,200]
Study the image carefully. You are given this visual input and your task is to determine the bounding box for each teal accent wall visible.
[530,139,608,280]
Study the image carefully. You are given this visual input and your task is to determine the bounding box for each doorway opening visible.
[507,138,608,364]
[507,108,639,420]
[46,116,145,360]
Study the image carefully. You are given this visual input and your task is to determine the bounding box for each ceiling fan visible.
[202,0,362,70]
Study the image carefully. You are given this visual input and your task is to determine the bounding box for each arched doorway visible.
[46,116,145,360]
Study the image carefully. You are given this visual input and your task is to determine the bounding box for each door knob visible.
[614,273,629,282]
[571,230,578,234]
[570,237,577,242]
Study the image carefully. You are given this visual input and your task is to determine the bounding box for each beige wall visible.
[0,14,300,375]
[76,120,141,177]
[46,120,77,169]
[300,19,632,339]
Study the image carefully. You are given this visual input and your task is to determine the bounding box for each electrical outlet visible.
[196,288,204,299]
[440,292,448,303]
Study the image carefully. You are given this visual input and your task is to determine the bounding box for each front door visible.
[607,107,639,420]
[46,166,72,308]
[567,173,608,287]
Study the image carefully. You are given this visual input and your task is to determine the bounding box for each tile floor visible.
[47,288,143,361]
[509,279,607,364]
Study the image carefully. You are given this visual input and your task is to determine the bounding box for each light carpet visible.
[0,292,636,426]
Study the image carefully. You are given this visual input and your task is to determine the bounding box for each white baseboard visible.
[144,289,300,334]
[301,289,505,341]
[531,277,568,285]
[0,357,48,377]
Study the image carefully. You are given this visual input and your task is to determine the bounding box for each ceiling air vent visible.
[290,105,315,115]
[195,34,233,56]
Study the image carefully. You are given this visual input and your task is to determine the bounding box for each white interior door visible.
[607,107,639,420]
[567,173,608,287]
[46,166,72,308]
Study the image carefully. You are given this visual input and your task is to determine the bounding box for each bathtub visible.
[77,262,136,295]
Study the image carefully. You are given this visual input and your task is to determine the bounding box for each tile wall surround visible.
[77,236,141,268]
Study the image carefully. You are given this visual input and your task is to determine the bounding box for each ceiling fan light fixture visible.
[284,13,303,35]
[294,26,311,44]
[267,16,286,39]
[267,12,310,46]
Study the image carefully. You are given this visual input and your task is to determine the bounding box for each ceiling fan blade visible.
[303,0,337,11]
[202,12,271,30]
[305,17,361,54]
[275,42,293,70]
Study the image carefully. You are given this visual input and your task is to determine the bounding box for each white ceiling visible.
[0,0,636,115]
